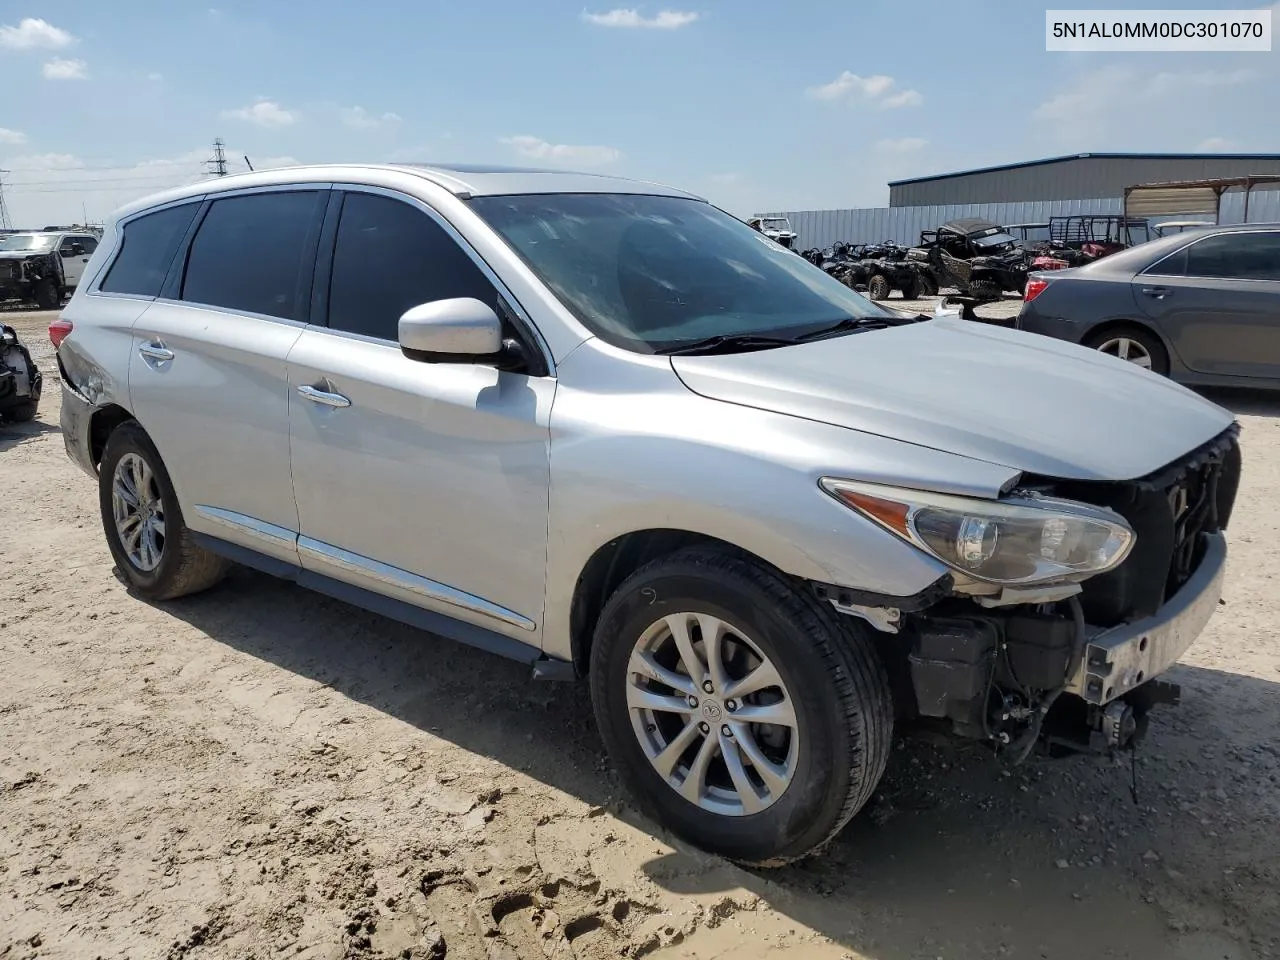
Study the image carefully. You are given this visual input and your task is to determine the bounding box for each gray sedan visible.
[1016,223,1280,385]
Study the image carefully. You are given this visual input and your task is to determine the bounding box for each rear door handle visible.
[138,342,174,362]
[297,384,351,408]
[1140,286,1171,299]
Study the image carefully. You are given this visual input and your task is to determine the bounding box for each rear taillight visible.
[1023,278,1049,303]
[49,318,73,348]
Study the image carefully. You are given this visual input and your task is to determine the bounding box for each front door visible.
[129,188,327,565]
[59,235,97,289]
[1134,229,1280,380]
[287,188,553,642]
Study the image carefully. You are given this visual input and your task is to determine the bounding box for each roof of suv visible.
[110,163,704,224]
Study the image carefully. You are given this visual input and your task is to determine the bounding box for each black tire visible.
[898,274,921,300]
[1083,324,1170,377]
[967,279,1002,301]
[589,547,893,867]
[2,400,38,423]
[918,272,939,297]
[866,274,891,301]
[34,280,59,311]
[98,421,229,601]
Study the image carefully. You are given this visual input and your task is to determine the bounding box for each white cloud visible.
[42,58,88,80]
[500,135,621,166]
[1197,137,1238,151]
[805,71,922,108]
[882,89,923,109]
[0,128,28,145]
[582,8,699,28]
[0,17,74,50]
[1034,66,1254,125]
[221,99,299,127]
[341,106,402,129]
[875,137,928,153]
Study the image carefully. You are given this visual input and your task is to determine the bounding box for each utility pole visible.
[0,169,11,230]
[205,138,228,177]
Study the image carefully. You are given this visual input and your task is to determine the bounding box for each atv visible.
[0,323,42,423]
[908,218,1028,301]
[1027,215,1153,273]
[745,216,799,250]
[854,241,937,300]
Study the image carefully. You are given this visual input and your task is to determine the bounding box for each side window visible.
[77,236,99,255]
[181,191,323,320]
[327,191,499,341]
[99,204,199,297]
[1144,246,1188,277]
[1185,232,1280,282]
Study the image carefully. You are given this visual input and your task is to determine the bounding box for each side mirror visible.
[398,297,525,370]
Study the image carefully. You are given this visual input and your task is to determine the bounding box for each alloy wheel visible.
[626,612,798,816]
[111,452,166,571]
[1096,336,1153,369]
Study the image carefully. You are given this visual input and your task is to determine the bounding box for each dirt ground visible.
[3,300,1279,960]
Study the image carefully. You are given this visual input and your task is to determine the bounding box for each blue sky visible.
[0,1,1275,226]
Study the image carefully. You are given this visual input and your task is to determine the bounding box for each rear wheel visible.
[34,280,59,311]
[1085,325,1169,376]
[967,279,1002,301]
[866,274,891,301]
[589,547,893,866]
[898,273,921,300]
[99,421,229,600]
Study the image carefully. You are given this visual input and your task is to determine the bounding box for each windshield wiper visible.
[792,315,908,342]
[657,334,799,356]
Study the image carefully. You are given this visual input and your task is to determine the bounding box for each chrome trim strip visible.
[296,535,536,631]
[193,506,298,548]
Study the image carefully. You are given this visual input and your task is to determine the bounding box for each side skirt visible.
[190,533,576,678]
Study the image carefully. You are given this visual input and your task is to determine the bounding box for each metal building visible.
[889,153,1280,207]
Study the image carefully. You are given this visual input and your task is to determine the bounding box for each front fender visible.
[539,342,1019,660]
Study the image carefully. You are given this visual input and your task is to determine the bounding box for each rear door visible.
[128,187,328,565]
[1134,230,1280,379]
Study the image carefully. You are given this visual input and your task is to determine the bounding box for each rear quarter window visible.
[100,203,201,298]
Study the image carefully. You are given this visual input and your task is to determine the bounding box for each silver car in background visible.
[54,164,1241,865]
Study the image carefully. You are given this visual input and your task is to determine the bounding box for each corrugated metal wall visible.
[889,156,1280,206]
[760,190,1280,251]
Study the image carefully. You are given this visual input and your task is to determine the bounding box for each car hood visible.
[670,317,1234,482]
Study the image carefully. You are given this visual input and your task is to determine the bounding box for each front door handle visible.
[1140,286,1171,299]
[138,342,174,362]
[297,384,351,408]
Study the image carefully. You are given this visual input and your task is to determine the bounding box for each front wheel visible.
[866,274,891,301]
[99,421,229,600]
[589,547,893,866]
[34,280,59,311]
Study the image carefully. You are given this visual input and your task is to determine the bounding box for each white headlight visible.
[821,479,1135,586]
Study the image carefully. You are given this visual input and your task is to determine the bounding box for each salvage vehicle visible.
[55,164,1241,866]
[746,216,798,249]
[0,322,42,422]
[0,230,99,309]
[1019,222,1280,383]
[856,242,936,300]
[909,218,1028,299]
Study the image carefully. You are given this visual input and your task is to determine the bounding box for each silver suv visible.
[54,164,1241,865]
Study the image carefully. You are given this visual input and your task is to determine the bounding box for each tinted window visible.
[327,192,499,341]
[181,191,323,320]
[1185,232,1280,281]
[76,236,99,254]
[100,204,199,297]
[1145,246,1188,277]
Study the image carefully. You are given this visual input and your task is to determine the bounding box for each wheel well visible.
[89,404,135,468]
[569,530,766,676]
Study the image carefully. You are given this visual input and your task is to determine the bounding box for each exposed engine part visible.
[1098,700,1138,749]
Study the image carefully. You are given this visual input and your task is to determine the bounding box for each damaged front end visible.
[815,425,1241,760]
[0,322,43,422]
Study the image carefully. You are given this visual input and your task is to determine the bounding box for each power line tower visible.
[0,169,11,230]
[205,138,228,177]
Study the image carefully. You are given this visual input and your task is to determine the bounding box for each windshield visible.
[0,234,56,253]
[761,218,792,232]
[468,193,894,353]
[972,231,1018,249]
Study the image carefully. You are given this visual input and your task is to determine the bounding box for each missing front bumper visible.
[1067,532,1226,706]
